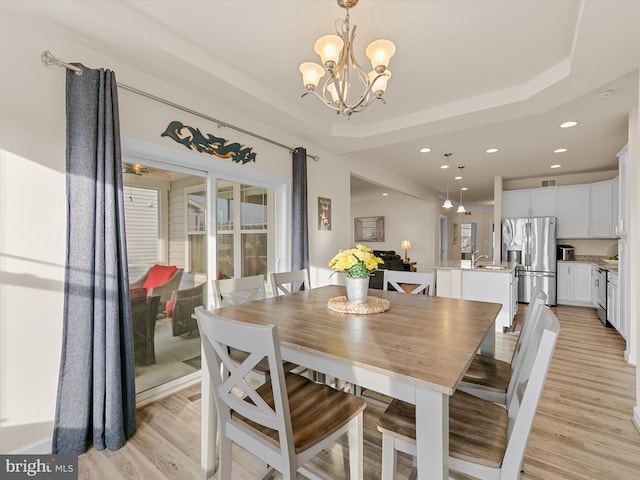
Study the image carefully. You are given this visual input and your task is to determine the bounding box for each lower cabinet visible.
[557,262,593,306]
[607,272,623,338]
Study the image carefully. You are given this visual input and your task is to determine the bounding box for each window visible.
[186,187,206,274]
[217,181,274,279]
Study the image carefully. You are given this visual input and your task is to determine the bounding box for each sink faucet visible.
[472,250,489,266]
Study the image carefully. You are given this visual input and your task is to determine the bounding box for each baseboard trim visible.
[10,436,52,455]
[633,406,640,434]
[136,370,202,408]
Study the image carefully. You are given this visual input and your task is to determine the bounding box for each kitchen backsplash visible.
[557,238,617,257]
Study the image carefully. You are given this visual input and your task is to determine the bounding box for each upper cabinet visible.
[503,178,619,239]
[617,145,628,237]
[589,180,618,238]
[557,185,590,238]
[503,188,557,218]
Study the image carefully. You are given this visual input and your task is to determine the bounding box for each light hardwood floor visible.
[78,304,640,479]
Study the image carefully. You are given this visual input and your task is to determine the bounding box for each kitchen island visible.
[426,260,518,332]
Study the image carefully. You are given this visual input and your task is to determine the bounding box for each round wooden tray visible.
[327,296,390,314]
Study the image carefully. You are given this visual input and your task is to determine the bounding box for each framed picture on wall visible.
[452,222,459,245]
[354,216,385,242]
[318,197,331,230]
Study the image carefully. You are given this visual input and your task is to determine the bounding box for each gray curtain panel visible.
[292,147,309,272]
[52,64,136,454]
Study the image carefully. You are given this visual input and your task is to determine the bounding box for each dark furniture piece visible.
[167,282,207,337]
[131,295,160,367]
[370,250,405,289]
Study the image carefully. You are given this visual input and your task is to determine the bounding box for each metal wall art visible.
[161,120,257,164]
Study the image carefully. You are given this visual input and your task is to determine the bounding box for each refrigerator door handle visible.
[523,222,531,267]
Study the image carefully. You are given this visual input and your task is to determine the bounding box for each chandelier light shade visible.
[299,0,396,117]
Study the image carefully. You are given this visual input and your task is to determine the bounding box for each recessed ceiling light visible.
[550,164,562,169]
[382,192,389,196]
[440,164,450,169]
[486,148,498,153]
[461,187,468,191]
[420,147,431,153]
[560,121,578,128]
[455,175,463,180]
[554,148,567,153]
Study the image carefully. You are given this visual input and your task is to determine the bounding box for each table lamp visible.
[401,240,412,261]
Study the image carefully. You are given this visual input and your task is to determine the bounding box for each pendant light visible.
[442,153,453,208]
[456,166,466,213]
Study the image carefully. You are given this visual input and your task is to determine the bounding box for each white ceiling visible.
[11,0,640,205]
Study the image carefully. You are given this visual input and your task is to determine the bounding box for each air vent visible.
[540,178,557,187]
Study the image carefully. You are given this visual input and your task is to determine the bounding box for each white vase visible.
[345,277,369,304]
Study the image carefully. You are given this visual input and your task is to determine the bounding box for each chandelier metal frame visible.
[299,0,395,118]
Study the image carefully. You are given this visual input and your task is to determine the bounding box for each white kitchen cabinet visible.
[502,188,556,218]
[607,271,620,335]
[557,186,590,238]
[557,262,593,306]
[435,268,462,299]
[617,145,628,236]
[589,180,617,238]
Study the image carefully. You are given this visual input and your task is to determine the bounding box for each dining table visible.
[200,284,501,479]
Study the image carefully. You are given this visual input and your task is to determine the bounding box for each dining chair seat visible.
[376,304,560,480]
[196,308,366,480]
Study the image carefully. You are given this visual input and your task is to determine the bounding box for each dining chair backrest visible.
[195,306,366,479]
[211,274,266,309]
[383,269,436,296]
[195,307,296,471]
[500,306,559,474]
[270,269,310,296]
[508,287,547,374]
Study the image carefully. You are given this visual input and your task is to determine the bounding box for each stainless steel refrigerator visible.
[502,216,557,305]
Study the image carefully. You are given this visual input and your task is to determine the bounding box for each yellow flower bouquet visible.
[328,244,384,279]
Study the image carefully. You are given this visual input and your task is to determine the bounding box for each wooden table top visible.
[212,285,501,395]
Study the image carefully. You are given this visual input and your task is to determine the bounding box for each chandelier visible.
[298,0,396,118]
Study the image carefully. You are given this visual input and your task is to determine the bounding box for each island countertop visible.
[423,260,517,273]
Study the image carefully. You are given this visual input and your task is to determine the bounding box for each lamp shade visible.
[457,204,466,213]
[299,62,326,90]
[314,35,344,68]
[401,240,412,251]
[442,198,453,209]
[365,39,396,72]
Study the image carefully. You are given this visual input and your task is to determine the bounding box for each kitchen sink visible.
[475,264,508,270]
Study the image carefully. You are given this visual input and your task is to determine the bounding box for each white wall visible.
[0,10,354,452]
[351,194,439,270]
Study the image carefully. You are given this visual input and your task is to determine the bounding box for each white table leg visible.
[201,346,218,479]
[415,388,448,480]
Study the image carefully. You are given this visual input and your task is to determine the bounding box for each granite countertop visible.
[426,260,517,273]
[559,255,618,273]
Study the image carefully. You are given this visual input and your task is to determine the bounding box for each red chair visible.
[129,264,183,314]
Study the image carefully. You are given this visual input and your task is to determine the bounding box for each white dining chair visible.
[458,287,547,404]
[382,269,436,295]
[196,308,366,480]
[211,274,293,381]
[376,305,560,480]
[211,274,266,308]
[270,268,310,296]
